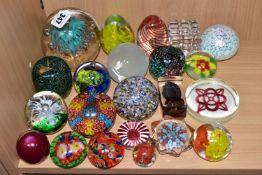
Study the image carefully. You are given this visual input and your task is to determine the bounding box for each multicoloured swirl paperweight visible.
[201,25,239,61]
[149,46,185,79]
[184,52,217,80]
[113,76,159,121]
[152,120,193,156]
[68,91,116,137]
[137,15,169,56]
[50,131,88,168]
[25,91,67,134]
[185,78,240,123]
[117,121,150,148]
[32,56,72,98]
[16,131,50,164]
[73,61,110,94]
[192,123,232,161]
[88,132,125,169]
[42,8,101,70]
[133,142,156,167]
[101,13,135,54]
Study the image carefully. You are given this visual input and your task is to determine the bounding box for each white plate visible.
[185,78,240,123]
[107,43,149,82]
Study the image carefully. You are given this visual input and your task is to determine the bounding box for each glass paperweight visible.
[50,131,88,168]
[88,132,125,169]
[117,121,150,148]
[73,61,110,94]
[68,91,116,137]
[192,123,232,161]
[133,142,156,167]
[42,8,101,70]
[168,20,201,57]
[25,91,67,134]
[101,13,135,54]
[184,52,217,80]
[158,77,187,119]
[152,120,193,156]
[16,131,49,164]
[149,46,185,79]
[107,43,149,82]
[32,56,72,98]
[201,25,239,61]
[185,78,240,123]
[113,76,159,121]
[137,15,169,56]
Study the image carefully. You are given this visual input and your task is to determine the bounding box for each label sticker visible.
[51,10,71,28]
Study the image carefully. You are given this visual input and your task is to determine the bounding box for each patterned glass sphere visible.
[153,120,193,156]
[73,61,110,94]
[42,8,101,70]
[25,91,67,134]
[101,13,135,54]
[50,131,88,168]
[68,91,116,137]
[117,121,150,148]
[192,123,232,161]
[201,25,239,61]
[32,56,72,98]
[16,131,50,164]
[113,76,159,121]
[133,142,156,167]
[149,46,185,79]
[184,52,217,80]
[88,132,125,169]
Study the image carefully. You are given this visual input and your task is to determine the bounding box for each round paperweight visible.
[68,91,116,137]
[88,132,125,169]
[73,61,110,94]
[192,123,232,161]
[113,76,159,121]
[25,91,67,134]
[201,25,239,61]
[50,131,88,168]
[185,78,240,123]
[42,8,101,70]
[107,43,149,82]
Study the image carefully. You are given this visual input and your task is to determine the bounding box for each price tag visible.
[51,10,71,28]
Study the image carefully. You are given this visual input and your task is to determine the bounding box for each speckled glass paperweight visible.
[184,52,217,80]
[73,61,110,94]
[42,8,101,70]
[101,14,135,54]
[192,123,232,161]
[201,25,239,61]
[113,76,159,121]
[50,131,88,168]
[149,46,185,79]
[88,132,125,169]
[68,91,116,137]
[32,56,72,98]
[25,91,67,134]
